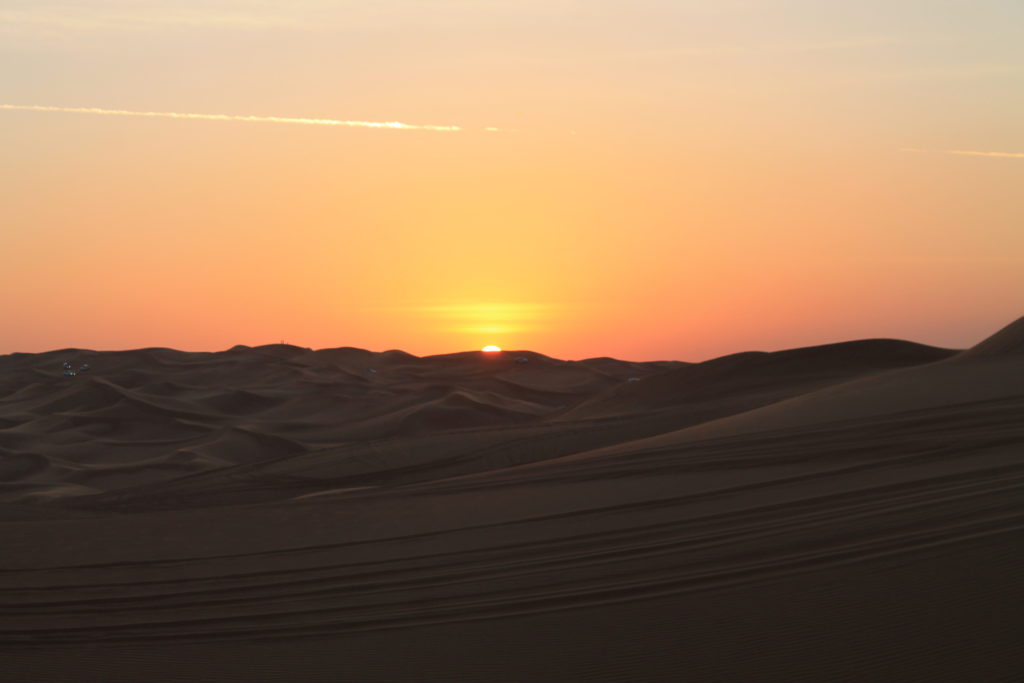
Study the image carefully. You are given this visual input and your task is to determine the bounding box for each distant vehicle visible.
[63,369,77,377]
[367,368,377,373]
[78,364,90,372]
[62,361,72,370]
[515,356,529,364]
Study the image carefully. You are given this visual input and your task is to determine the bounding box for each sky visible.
[1,0,1021,360]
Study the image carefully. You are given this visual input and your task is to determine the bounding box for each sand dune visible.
[562,338,954,420]
[957,315,1024,358]
[1,320,1022,681]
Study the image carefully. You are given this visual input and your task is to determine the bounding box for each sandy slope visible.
[1,320,1022,681]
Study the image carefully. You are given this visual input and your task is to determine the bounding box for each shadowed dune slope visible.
[0,347,681,504]
[1,320,1023,682]
[957,315,1024,358]
[568,325,1022,457]
[561,338,954,420]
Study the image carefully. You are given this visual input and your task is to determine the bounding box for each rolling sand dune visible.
[1,320,1023,681]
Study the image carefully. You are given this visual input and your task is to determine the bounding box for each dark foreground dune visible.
[1,319,1022,681]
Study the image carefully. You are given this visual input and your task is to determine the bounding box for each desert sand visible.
[1,318,1022,681]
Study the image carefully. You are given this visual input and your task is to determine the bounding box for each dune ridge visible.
[1,321,1022,681]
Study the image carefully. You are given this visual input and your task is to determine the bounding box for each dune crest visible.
[957,316,1024,358]
[2,319,1023,682]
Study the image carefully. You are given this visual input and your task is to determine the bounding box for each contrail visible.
[0,104,463,132]
[902,147,1024,159]
[941,149,1024,159]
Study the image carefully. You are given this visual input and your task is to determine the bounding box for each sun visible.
[482,345,502,353]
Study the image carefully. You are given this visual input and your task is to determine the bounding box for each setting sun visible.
[1,1,1021,680]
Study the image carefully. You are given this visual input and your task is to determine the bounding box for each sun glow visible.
[482,345,502,352]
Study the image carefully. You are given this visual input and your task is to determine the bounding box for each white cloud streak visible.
[0,6,307,33]
[0,104,463,132]
[902,147,1024,159]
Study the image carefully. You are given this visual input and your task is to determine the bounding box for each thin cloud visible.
[940,150,1024,159]
[902,147,1024,159]
[866,64,1024,81]
[0,104,463,132]
[0,7,306,34]
[375,303,554,318]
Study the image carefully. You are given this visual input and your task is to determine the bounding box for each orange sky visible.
[1,1,1021,360]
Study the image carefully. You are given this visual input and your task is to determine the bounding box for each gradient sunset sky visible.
[2,0,1021,360]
